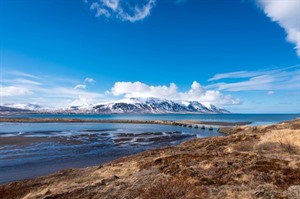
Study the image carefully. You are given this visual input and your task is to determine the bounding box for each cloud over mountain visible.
[111,81,240,106]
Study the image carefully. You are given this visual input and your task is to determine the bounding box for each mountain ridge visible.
[0,97,229,114]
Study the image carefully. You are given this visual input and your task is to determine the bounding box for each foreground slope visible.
[1,118,300,199]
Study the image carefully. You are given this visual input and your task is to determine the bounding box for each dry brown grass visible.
[140,176,208,199]
[222,190,254,199]
[232,141,255,152]
[257,129,300,154]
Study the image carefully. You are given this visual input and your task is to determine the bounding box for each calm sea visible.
[7,113,300,125]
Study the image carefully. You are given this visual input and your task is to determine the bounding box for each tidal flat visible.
[0,120,222,184]
[0,118,300,198]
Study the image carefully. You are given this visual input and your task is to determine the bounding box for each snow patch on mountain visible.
[92,97,230,114]
[1,98,230,114]
[3,103,46,111]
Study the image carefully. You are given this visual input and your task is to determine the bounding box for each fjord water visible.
[0,114,299,184]
[0,122,218,184]
[8,113,300,125]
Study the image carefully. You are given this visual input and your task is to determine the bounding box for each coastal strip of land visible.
[0,118,299,199]
[0,117,251,127]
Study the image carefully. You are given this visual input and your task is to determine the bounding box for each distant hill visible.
[1,98,230,114]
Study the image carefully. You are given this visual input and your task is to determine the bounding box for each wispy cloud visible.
[73,77,96,90]
[0,72,102,108]
[111,81,240,106]
[88,0,156,22]
[1,78,42,86]
[2,66,298,110]
[208,64,300,81]
[14,78,42,85]
[84,77,96,84]
[267,91,275,95]
[74,84,86,90]
[208,71,260,81]
[207,65,300,91]
[8,71,41,80]
[257,0,300,57]
[0,86,32,97]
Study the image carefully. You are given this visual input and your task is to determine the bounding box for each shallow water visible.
[0,113,299,184]
[0,123,219,184]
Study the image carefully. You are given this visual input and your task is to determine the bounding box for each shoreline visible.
[0,117,251,127]
[0,118,299,198]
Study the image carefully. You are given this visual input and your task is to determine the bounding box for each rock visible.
[287,185,300,199]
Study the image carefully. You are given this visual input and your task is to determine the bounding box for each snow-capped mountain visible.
[92,98,230,114]
[0,106,30,113]
[1,98,230,114]
[3,103,46,111]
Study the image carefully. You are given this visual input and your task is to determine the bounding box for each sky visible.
[0,0,299,113]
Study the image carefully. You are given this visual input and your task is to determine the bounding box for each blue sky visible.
[0,0,299,113]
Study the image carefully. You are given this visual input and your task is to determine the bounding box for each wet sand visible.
[0,136,84,146]
[0,126,198,184]
[0,136,61,146]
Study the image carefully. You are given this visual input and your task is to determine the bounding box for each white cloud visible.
[102,0,119,11]
[10,71,41,80]
[74,84,86,89]
[267,91,275,95]
[111,81,240,106]
[0,78,42,85]
[14,78,42,85]
[207,65,300,91]
[0,86,32,97]
[208,71,260,81]
[208,64,300,81]
[84,77,96,84]
[89,0,155,22]
[257,0,300,57]
[111,81,178,98]
[209,75,275,91]
[73,77,95,90]
[91,2,111,17]
[27,86,104,108]
[0,72,102,108]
